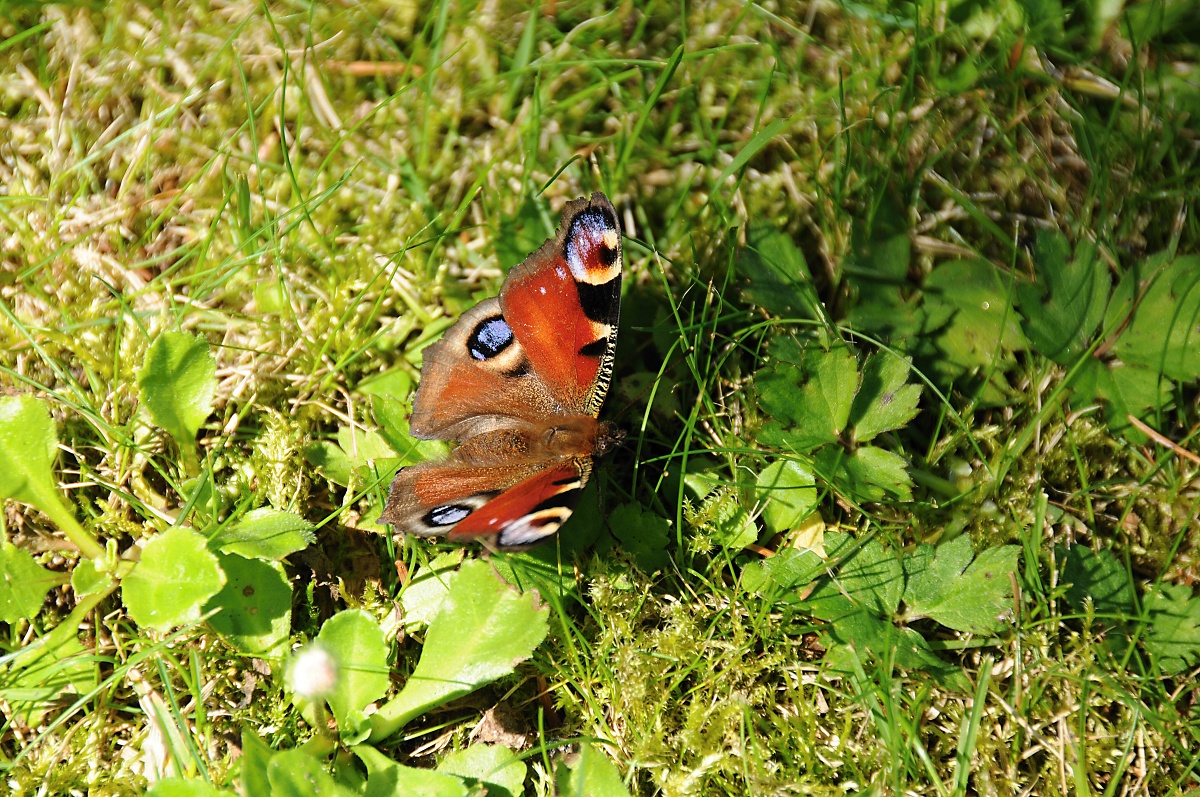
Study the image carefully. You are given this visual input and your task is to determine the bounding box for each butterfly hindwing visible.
[380,458,590,549]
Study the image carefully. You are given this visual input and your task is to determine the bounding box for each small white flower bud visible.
[288,644,339,700]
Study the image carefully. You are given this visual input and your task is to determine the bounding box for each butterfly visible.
[380,192,624,550]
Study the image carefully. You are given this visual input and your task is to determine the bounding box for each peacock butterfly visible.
[380,192,623,549]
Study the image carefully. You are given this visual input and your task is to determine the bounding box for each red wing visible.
[380,458,591,550]
[500,193,622,417]
[450,459,592,549]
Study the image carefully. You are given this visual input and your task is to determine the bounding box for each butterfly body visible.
[381,192,622,550]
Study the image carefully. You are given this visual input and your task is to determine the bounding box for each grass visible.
[2,0,1199,795]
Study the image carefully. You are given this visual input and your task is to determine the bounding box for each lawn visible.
[2,1,1199,795]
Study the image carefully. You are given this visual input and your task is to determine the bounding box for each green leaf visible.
[369,559,548,741]
[1016,231,1109,363]
[0,635,96,725]
[1112,254,1200,383]
[1071,357,1170,436]
[0,397,100,559]
[819,445,914,502]
[437,744,526,797]
[305,440,354,487]
[1061,546,1135,617]
[268,749,359,797]
[1144,583,1200,675]
[742,547,824,599]
[0,542,60,622]
[145,778,235,797]
[817,597,961,684]
[354,745,469,797]
[317,610,391,741]
[138,332,217,459]
[807,532,903,618]
[0,395,59,508]
[209,508,315,561]
[848,353,922,443]
[756,345,858,451]
[902,536,1020,634]
[70,557,111,598]
[122,527,226,632]
[206,553,292,653]
[738,225,819,319]
[240,729,274,797]
[755,460,817,533]
[608,503,671,571]
[555,744,632,797]
[399,551,465,632]
[922,259,1027,394]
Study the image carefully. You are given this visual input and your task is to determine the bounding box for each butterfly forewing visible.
[500,193,622,416]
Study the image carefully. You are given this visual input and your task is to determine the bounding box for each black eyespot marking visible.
[598,243,618,266]
[467,315,513,361]
[576,276,621,325]
[425,504,472,527]
[578,338,608,358]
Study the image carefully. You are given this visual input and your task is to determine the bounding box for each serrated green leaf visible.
[849,353,922,442]
[437,744,526,797]
[369,559,548,741]
[0,542,60,623]
[1071,357,1170,436]
[1113,254,1200,383]
[757,345,858,451]
[210,508,315,560]
[305,440,354,486]
[556,744,632,797]
[317,610,391,741]
[755,460,817,533]
[738,225,819,318]
[742,547,824,598]
[122,527,225,632]
[1144,583,1200,675]
[819,445,913,502]
[1017,231,1109,363]
[1061,546,1135,617]
[206,553,291,653]
[902,536,1020,633]
[609,503,672,571]
[138,332,216,453]
[807,532,903,618]
[337,425,396,462]
[818,599,962,685]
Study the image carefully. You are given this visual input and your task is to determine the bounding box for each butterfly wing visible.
[500,192,622,416]
[380,458,591,550]
[408,297,560,441]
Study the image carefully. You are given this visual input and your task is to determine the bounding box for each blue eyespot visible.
[467,316,513,360]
